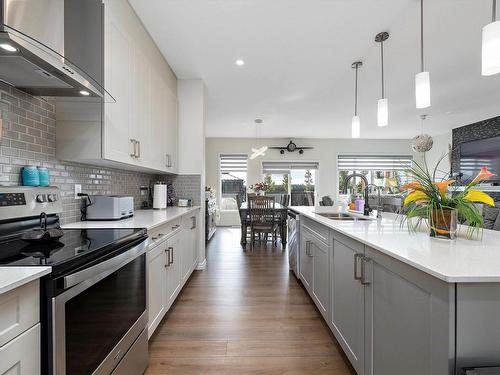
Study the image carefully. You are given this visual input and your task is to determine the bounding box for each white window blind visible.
[262,161,319,174]
[220,154,248,174]
[337,155,412,171]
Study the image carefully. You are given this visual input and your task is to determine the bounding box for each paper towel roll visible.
[153,183,167,209]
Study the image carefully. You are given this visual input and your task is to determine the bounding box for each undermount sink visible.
[314,212,373,221]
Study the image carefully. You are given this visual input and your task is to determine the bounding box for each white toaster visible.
[86,195,134,220]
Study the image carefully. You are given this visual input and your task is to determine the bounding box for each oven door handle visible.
[63,238,148,290]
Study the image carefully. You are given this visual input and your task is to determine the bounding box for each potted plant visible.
[401,157,495,239]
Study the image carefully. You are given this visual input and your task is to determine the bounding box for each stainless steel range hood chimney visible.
[0,0,113,101]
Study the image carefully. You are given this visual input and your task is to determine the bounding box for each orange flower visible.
[470,167,496,185]
[400,182,423,191]
[433,179,455,197]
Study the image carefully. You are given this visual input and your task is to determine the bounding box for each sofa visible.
[482,203,500,231]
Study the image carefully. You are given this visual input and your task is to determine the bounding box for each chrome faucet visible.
[342,173,371,216]
[367,184,383,219]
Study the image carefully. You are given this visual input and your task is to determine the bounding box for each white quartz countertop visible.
[62,207,201,231]
[0,267,51,294]
[289,206,500,283]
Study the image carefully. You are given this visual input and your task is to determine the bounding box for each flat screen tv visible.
[459,135,500,185]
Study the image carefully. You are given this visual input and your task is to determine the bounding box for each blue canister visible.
[38,167,50,186]
[22,166,40,186]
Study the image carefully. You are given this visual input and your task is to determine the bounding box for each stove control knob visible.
[36,194,45,203]
[48,194,56,202]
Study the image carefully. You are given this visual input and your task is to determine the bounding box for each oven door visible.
[52,239,148,375]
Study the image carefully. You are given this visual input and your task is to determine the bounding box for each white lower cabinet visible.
[0,280,41,375]
[181,214,198,284]
[147,211,200,338]
[165,230,182,309]
[147,241,168,338]
[0,324,40,375]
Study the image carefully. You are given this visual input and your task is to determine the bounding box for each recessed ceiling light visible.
[235,59,245,66]
[0,43,17,52]
[79,90,90,96]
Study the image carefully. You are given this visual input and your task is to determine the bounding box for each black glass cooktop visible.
[0,228,146,275]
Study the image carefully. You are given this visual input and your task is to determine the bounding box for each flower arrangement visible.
[205,185,216,199]
[401,156,495,239]
[249,182,270,194]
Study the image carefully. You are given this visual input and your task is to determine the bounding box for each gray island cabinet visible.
[295,212,500,375]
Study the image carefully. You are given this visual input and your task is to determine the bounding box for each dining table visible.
[238,201,288,246]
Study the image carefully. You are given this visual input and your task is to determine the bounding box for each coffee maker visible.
[139,185,153,209]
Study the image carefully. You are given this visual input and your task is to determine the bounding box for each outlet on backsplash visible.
[74,184,82,199]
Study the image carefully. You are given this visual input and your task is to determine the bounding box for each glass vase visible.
[429,208,457,240]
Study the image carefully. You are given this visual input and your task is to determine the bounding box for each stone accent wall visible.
[0,84,154,224]
[451,116,500,201]
[451,116,500,173]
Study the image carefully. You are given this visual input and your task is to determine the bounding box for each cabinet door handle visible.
[165,248,170,267]
[191,216,196,229]
[169,247,174,265]
[361,256,371,285]
[130,139,137,158]
[354,253,363,281]
[137,140,141,158]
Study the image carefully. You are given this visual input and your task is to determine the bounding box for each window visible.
[220,154,248,210]
[262,161,319,206]
[337,155,412,195]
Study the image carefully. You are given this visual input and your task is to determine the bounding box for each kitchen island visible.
[289,206,500,375]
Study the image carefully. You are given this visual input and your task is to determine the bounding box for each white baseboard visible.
[196,258,207,270]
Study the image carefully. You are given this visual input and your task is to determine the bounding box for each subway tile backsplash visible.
[0,84,201,224]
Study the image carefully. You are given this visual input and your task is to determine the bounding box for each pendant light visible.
[482,0,500,76]
[351,61,362,138]
[250,118,268,160]
[411,114,433,152]
[415,0,430,109]
[375,32,389,127]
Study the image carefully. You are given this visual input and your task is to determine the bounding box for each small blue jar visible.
[22,166,40,186]
[38,167,50,186]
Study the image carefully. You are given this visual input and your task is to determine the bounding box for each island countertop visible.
[289,206,500,283]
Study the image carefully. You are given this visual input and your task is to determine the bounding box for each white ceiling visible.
[129,0,500,139]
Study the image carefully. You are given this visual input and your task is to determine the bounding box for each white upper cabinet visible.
[57,0,178,174]
[103,6,133,164]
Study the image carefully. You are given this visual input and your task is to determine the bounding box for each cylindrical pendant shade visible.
[377,98,388,127]
[351,115,360,138]
[415,71,431,109]
[482,21,500,76]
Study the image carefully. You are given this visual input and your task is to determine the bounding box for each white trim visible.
[195,258,207,270]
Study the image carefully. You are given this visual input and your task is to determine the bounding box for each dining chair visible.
[248,196,278,249]
[275,194,289,246]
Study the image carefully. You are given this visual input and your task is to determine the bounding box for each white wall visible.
[178,79,207,268]
[206,137,427,224]
[421,131,453,179]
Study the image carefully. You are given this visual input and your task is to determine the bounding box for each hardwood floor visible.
[146,227,355,374]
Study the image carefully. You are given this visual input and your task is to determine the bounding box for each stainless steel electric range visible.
[0,186,149,375]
